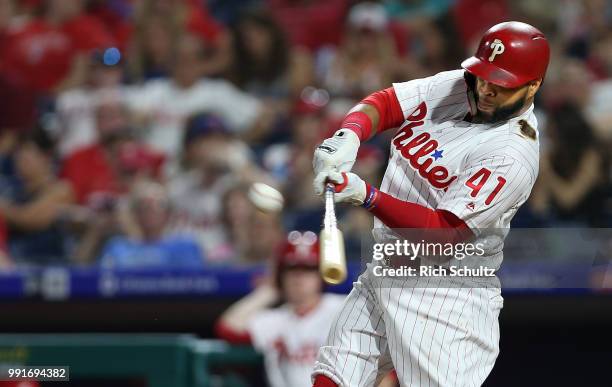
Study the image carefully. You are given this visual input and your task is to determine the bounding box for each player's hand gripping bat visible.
[319,183,347,285]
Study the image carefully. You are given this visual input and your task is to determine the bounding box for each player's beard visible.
[474,91,529,123]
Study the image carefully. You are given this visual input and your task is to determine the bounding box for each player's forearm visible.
[214,320,252,344]
[239,104,277,143]
[313,89,404,184]
[217,284,279,333]
[0,201,58,231]
[342,88,404,142]
[363,184,473,242]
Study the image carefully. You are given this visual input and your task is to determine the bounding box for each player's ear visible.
[526,79,542,99]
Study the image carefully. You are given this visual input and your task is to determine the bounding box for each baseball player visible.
[215,231,346,387]
[311,22,550,387]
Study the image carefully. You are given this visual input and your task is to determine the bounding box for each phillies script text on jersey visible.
[392,101,458,190]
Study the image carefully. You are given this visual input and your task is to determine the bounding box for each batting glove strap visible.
[333,172,349,193]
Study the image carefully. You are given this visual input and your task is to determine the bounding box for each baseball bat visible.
[319,183,347,285]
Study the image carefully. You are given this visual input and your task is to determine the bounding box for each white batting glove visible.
[313,171,366,206]
[312,129,360,194]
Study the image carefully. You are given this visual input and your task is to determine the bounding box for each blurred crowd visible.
[0,0,610,269]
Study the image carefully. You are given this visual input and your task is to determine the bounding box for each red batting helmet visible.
[461,21,550,88]
[275,231,320,288]
[276,231,320,270]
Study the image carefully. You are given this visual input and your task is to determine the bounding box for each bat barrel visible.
[319,225,347,284]
[320,183,347,285]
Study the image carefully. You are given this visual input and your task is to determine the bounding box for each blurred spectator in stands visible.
[264,87,329,184]
[589,29,612,80]
[219,184,255,262]
[383,0,461,75]
[555,0,611,77]
[261,89,337,230]
[215,231,345,387]
[208,0,260,25]
[0,81,37,142]
[86,0,132,52]
[228,8,314,98]
[0,0,17,67]
[267,0,349,51]
[61,95,137,205]
[544,58,612,145]
[219,184,284,264]
[545,59,594,110]
[404,15,463,76]
[316,2,409,102]
[126,34,274,170]
[0,128,74,265]
[55,53,124,156]
[0,128,20,202]
[167,113,237,262]
[277,92,329,214]
[167,113,270,262]
[530,103,609,226]
[70,165,166,265]
[61,95,164,264]
[127,0,230,81]
[452,0,509,49]
[127,9,177,81]
[586,74,612,143]
[0,0,13,37]
[244,209,284,264]
[0,0,113,94]
[0,1,35,137]
[0,1,39,138]
[577,27,612,142]
[99,180,204,269]
[0,215,12,269]
[384,0,452,21]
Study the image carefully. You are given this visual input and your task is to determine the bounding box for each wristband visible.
[340,111,372,141]
[362,183,380,209]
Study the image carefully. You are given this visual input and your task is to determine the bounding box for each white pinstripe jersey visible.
[249,294,345,387]
[374,70,539,269]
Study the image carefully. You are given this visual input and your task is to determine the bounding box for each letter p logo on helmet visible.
[488,39,505,62]
[462,21,551,88]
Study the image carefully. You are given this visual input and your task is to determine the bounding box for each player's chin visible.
[475,109,495,121]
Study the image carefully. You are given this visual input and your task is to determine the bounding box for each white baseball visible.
[248,183,284,213]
